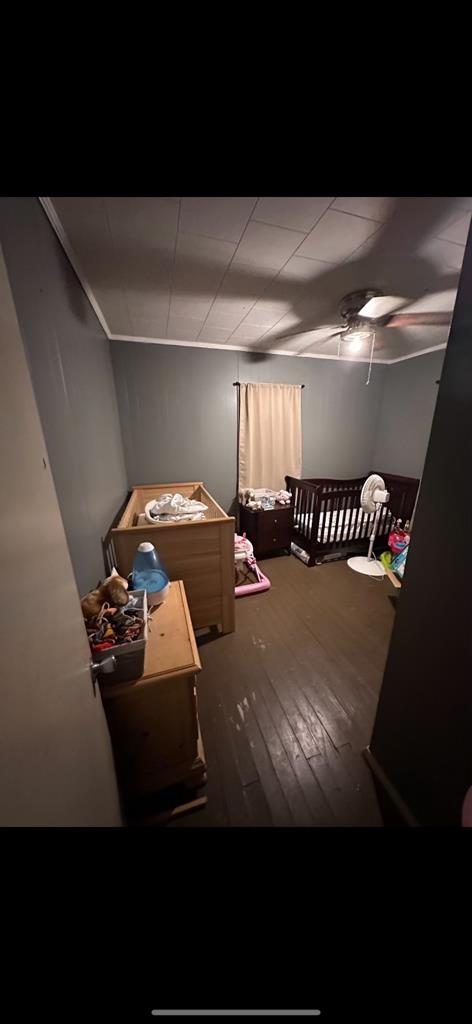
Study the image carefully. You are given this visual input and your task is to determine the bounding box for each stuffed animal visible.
[81,568,129,620]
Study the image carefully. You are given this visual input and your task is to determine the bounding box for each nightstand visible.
[239,501,294,558]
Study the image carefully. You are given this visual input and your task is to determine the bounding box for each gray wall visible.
[0,240,122,826]
[111,341,386,512]
[0,198,128,596]
[370,227,472,826]
[373,349,445,479]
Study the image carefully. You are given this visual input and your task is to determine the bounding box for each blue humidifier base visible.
[147,580,170,606]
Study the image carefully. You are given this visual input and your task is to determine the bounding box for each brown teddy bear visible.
[81,569,129,620]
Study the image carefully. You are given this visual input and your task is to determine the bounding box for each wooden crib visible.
[111,482,235,634]
[285,472,419,567]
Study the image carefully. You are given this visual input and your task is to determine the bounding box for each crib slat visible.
[332,491,340,553]
[307,488,314,541]
[301,484,307,538]
[352,500,361,546]
[344,499,352,545]
[338,495,347,551]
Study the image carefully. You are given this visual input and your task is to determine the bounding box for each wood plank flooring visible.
[171,556,396,827]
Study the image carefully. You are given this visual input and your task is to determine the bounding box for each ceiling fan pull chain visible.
[365,328,376,385]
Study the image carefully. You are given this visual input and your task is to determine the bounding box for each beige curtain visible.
[238,382,302,492]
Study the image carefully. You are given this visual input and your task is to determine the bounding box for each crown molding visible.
[387,343,447,363]
[108,333,393,364]
[109,334,447,365]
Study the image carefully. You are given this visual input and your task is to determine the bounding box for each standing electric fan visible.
[347,474,390,578]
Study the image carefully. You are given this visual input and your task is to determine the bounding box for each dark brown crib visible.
[285,472,419,567]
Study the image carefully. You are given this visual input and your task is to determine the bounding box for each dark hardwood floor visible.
[172,555,397,827]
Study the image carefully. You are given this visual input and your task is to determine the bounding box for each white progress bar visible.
[151,1013,321,1017]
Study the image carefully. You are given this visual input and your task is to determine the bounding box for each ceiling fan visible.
[277,289,453,355]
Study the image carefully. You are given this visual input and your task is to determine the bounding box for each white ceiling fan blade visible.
[296,328,344,355]
[398,289,457,314]
[359,295,409,319]
[385,311,451,328]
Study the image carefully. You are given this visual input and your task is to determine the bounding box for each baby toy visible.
[234,533,271,597]
[81,568,129,620]
[388,519,410,554]
[240,487,291,509]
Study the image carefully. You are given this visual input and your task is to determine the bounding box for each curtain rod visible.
[233,381,305,387]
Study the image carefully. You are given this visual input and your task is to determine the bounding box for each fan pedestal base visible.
[347,556,386,578]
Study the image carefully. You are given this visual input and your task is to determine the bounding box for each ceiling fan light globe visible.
[341,326,373,351]
[346,337,364,353]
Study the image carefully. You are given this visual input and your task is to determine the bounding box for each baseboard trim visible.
[363,746,420,827]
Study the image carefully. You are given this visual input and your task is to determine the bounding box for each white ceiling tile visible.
[197,325,233,344]
[206,302,250,328]
[129,312,169,337]
[292,287,340,321]
[437,212,471,246]
[234,222,306,270]
[175,231,236,267]
[296,209,379,263]
[105,197,179,253]
[169,296,215,320]
[263,312,303,333]
[216,260,276,300]
[229,323,265,341]
[401,324,450,345]
[225,258,277,285]
[427,205,471,245]
[278,255,331,282]
[126,295,169,319]
[253,197,333,233]
[383,325,449,356]
[400,290,457,314]
[243,299,292,327]
[167,315,206,341]
[261,278,301,306]
[179,197,257,243]
[418,236,465,274]
[171,233,237,323]
[331,197,395,222]
[342,228,382,264]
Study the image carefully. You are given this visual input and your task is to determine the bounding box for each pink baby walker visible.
[234,533,271,597]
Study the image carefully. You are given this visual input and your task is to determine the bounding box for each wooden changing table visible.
[112,482,235,635]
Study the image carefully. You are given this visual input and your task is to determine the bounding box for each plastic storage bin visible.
[94,590,148,686]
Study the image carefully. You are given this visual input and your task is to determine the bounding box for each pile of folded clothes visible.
[144,492,208,523]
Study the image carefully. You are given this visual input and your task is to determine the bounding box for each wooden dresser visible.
[239,501,294,558]
[100,580,206,817]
